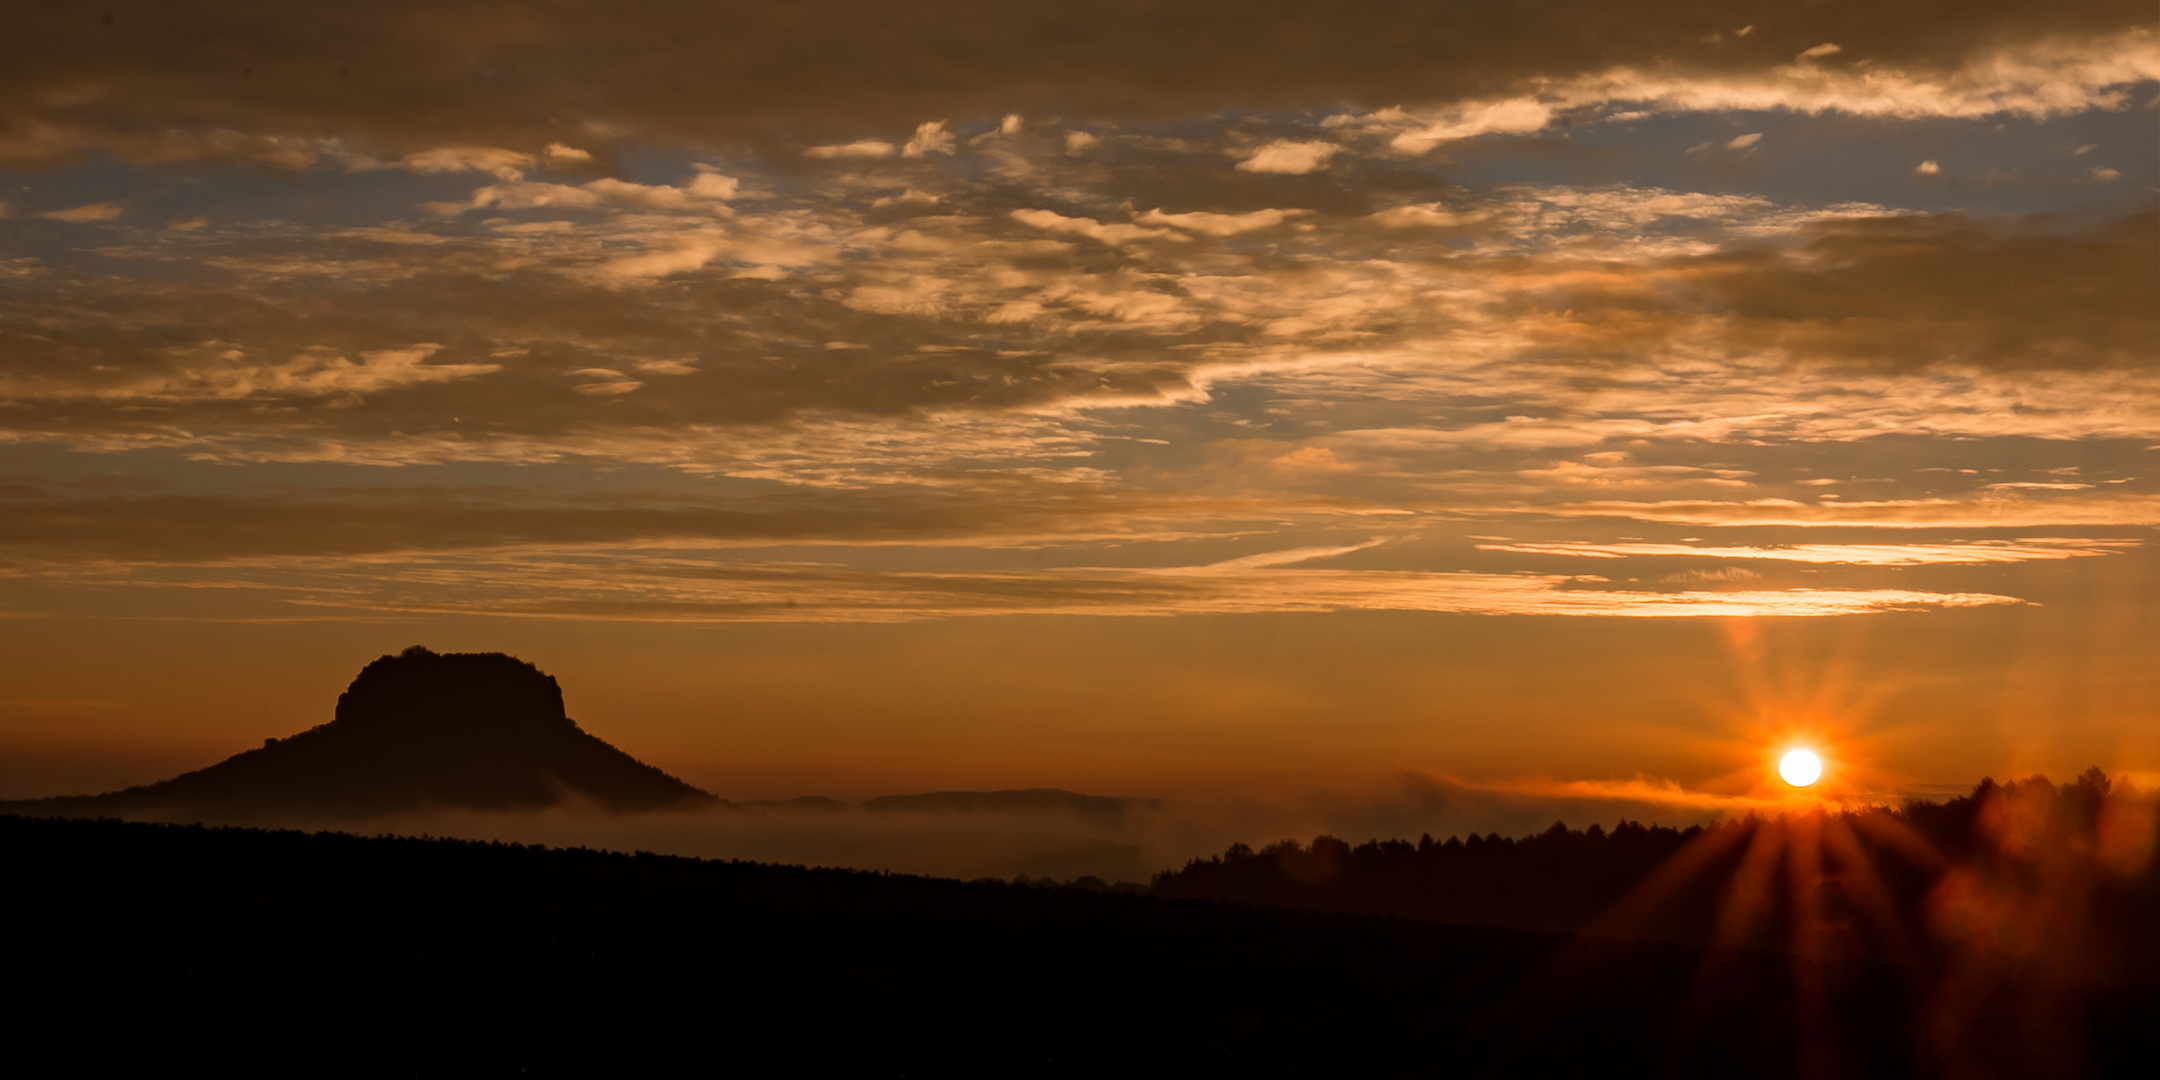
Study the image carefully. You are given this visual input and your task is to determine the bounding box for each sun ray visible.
[1671,818,1788,1035]
[1714,817,1790,950]
[1576,816,1758,942]
[1788,811,1860,1079]
[1506,818,1763,1044]
[1820,813,1924,969]
[1848,806,1950,873]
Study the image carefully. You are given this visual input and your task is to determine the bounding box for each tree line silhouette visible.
[1152,771,2158,967]
[1156,817,1704,933]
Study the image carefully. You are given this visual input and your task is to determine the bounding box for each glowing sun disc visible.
[1779,749,1823,788]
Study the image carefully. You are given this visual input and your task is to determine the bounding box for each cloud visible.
[36,202,125,223]
[1134,208,1305,236]
[0,488,1132,563]
[1659,566,1762,585]
[0,141,2147,496]
[1476,538,2144,565]
[1197,540,1389,570]
[633,358,699,376]
[686,168,739,198]
[0,179,2148,484]
[901,121,955,156]
[1235,140,1340,174]
[389,145,535,180]
[542,142,593,165]
[1349,27,2160,148]
[585,176,735,210]
[1531,496,2160,528]
[595,232,730,280]
[0,60,2149,643]
[1549,30,2159,121]
[0,520,2030,622]
[567,368,643,396]
[436,170,737,215]
[1366,204,1485,228]
[1008,209,1170,245]
[1386,99,1556,153]
[806,140,897,159]
[0,343,497,404]
[1,4,2150,171]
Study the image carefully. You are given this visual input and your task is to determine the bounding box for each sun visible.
[1778,748,1823,788]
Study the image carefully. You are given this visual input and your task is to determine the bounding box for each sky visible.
[1,2,2156,843]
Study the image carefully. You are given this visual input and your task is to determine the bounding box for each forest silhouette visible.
[1142,771,2159,1079]
[1155,770,2154,948]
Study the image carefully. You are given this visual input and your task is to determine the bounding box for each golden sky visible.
[1,2,2155,820]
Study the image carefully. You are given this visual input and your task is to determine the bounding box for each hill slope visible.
[2,646,717,819]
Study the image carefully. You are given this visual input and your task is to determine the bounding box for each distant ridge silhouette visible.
[862,788,1162,829]
[1,646,719,820]
[742,795,851,814]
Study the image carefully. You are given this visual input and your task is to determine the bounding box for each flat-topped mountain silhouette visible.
[3,647,718,820]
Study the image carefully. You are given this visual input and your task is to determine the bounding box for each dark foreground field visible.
[4,816,2148,1078]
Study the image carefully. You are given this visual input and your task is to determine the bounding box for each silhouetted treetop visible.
[1154,817,1707,935]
